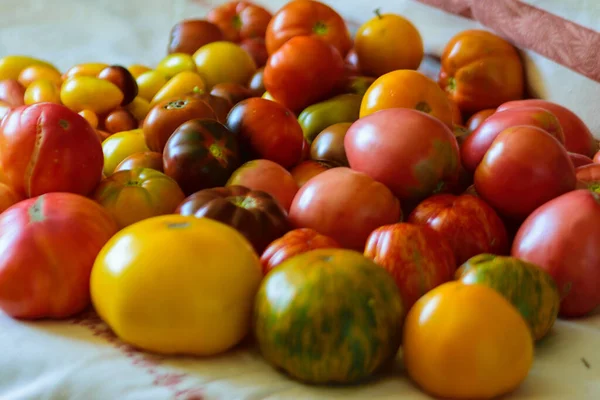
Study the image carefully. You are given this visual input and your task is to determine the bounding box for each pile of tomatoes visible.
[0,0,599,399]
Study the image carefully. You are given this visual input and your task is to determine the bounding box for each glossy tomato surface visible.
[0,182,23,214]
[167,19,224,55]
[465,108,495,132]
[114,151,164,173]
[569,152,594,168]
[289,159,334,188]
[289,167,401,250]
[207,1,272,43]
[576,164,600,192]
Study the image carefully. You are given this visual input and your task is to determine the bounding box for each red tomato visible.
[0,182,24,214]
[344,108,460,204]
[465,108,495,132]
[461,106,565,173]
[260,228,341,275]
[0,79,25,107]
[474,126,576,221]
[207,1,272,43]
[240,37,269,68]
[289,167,401,250]
[497,99,596,157]
[0,103,104,198]
[0,193,118,319]
[569,152,594,168]
[364,223,456,310]
[263,36,344,113]
[226,159,299,211]
[226,97,304,168]
[512,189,600,317]
[408,194,509,265]
[265,0,352,57]
[289,160,334,187]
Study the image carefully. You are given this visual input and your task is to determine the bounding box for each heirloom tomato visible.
[497,99,597,157]
[461,106,565,173]
[167,19,224,55]
[289,167,401,250]
[466,108,495,132]
[207,1,272,43]
[102,129,149,177]
[23,79,61,105]
[265,0,352,56]
[260,228,340,275]
[188,90,233,124]
[240,37,269,68]
[512,189,600,317]
[163,119,241,195]
[0,182,23,214]
[360,69,454,128]
[226,97,304,168]
[98,65,138,106]
[0,55,56,81]
[474,126,576,221]
[114,151,164,173]
[209,82,254,106]
[63,63,108,80]
[289,160,334,187]
[143,95,217,153]
[297,93,361,144]
[345,108,460,203]
[263,35,345,112]
[408,194,508,265]
[91,215,262,356]
[354,12,423,76]
[227,159,298,211]
[364,223,456,310]
[135,70,168,101]
[310,122,351,166]
[0,79,25,107]
[0,103,104,197]
[193,41,257,88]
[156,53,197,80]
[60,76,124,114]
[439,30,525,114]
[177,185,289,254]
[403,281,533,400]
[78,109,99,129]
[0,193,118,319]
[150,70,207,106]
[103,109,138,134]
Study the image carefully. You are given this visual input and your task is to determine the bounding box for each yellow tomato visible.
[24,79,61,105]
[101,129,149,176]
[128,64,152,79]
[61,76,124,114]
[151,70,206,105]
[125,96,151,121]
[90,214,262,356]
[136,70,168,101]
[354,12,424,76]
[0,55,56,81]
[193,41,256,88]
[62,62,109,80]
[156,53,197,80]
[78,109,99,129]
[403,281,534,399]
[18,64,62,88]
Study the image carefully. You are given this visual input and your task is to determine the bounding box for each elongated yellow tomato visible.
[18,64,62,88]
[62,62,109,80]
[151,70,206,105]
[125,96,151,121]
[194,41,256,88]
[156,53,197,80]
[90,214,262,356]
[101,129,149,176]
[0,55,56,81]
[61,76,124,114]
[136,70,168,101]
[128,64,152,79]
[24,79,61,105]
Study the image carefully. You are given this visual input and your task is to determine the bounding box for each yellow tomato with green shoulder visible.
[90,214,263,356]
[101,129,149,176]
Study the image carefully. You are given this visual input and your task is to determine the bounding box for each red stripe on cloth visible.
[414,0,600,82]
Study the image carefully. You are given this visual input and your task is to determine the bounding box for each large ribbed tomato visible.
[207,1,272,43]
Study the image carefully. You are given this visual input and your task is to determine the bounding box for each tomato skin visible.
[240,37,269,68]
[497,99,597,158]
[102,129,149,176]
[0,79,26,106]
[289,167,401,250]
[345,108,460,203]
[310,122,350,167]
[465,108,495,132]
[168,19,224,55]
[210,82,254,107]
[408,194,508,265]
[289,159,334,187]
[260,228,340,274]
[264,36,345,113]
[103,109,138,134]
[474,126,576,221]
[575,164,600,193]
[226,98,304,168]
[208,1,272,43]
[143,96,217,153]
[569,152,594,168]
[0,182,24,214]
[114,151,164,173]
[439,30,525,114]
[163,119,241,196]
[0,193,118,319]
[0,103,104,198]
[98,65,138,106]
[461,106,565,173]
[512,189,600,317]
[265,0,352,57]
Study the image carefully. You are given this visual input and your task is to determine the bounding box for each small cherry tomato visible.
[24,79,60,105]
[136,71,168,101]
[151,70,206,105]
[63,63,109,80]
[114,151,164,173]
[98,65,138,106]
[78,109,99,129]
[61,76,124,114]
[101,129,150,176]
[103,109,138,134]
[194,41,257,88]
[18,64,62,88]
[156,53,197,80]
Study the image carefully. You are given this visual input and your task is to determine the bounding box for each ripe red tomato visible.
[289,167,401,250]
[0,193,118,319]
[512,189,600,317]
[226,98,304,168]
[575,163,600,192]
[408,194,509,265]
[497,99,596,157]
[289,160,334,187]
[0,103,104,198]
[465,108,495,132]
[0,182,23,214]
[0,79,25,107]
[227,159,299,211]
[461,106,565,173]
[474,126,576,221]
[265,0,352,57]
[569,152,594,168]
[344,108,460,204]
[260,228,341,275]
[364,223,456,310]
[263,36,344,112]
[207,1,272,43]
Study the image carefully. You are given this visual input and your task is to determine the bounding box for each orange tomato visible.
[128,64,152,79]
[354,11,423,77]
[92,167,185,229]
[18,64,62,88]
[78,109,99,129]
[23,79,61,105]
[403,281,534,399]
[439,30,525,114]
[360,69,454,128]
[63,63,109,80]
[448,96,463,126]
